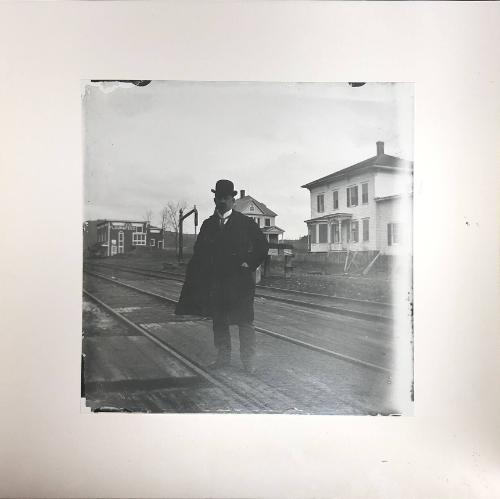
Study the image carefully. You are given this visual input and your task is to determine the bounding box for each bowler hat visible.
[211,179,237,197]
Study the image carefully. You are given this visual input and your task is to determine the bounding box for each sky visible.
[83,81,413,238]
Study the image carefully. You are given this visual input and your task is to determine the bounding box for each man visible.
[175,179,269,373]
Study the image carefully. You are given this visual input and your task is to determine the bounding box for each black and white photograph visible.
[3,1,500,497]
[82,81,414,415]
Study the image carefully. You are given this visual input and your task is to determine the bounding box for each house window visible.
[265,218,271,227]
[351,220,359,243]
[347,186,358,207]
[319,224,328,243]
[309,225,317,244]
[132,233,146,246]
[250,205,254,211]
[135,225,144,233]
[387,223,400,246]
[317,194,325,213]
[331,223,340,243]
[362,183,368,204]
[150,238,155,246]
[256,218,261,227]
[333,190,339,210]
[362,219,369,241]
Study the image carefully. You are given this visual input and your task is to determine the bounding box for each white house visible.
[301,141,413,256]
[233,190,285,243]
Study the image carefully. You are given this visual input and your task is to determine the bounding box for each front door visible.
[118,231,124,254]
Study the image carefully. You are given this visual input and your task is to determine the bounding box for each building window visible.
[363,219,369,241]
[150,238,155,246]
[347,186,358,207]
[118,231,124,253]
[135,225,144,233]
[132,233,146,246]
[387,223,400,246]
[319,224,328,243]
[250,205,254,211]
[309,225,317,244]
[317,194,325,213]
[333,190,339,210]
[362,183,368,204]
[331,223,340,243]
[265,218,271,227]
[351,220,359,243]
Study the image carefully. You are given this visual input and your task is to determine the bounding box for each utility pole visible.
[178,205,198,264]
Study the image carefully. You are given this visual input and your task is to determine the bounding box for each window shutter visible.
[387,223,392,246]
[347,188,350,207]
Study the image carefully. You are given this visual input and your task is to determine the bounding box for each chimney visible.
[240,189,245,198]
[376,141,384,156]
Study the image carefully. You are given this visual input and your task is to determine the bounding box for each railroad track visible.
[85,262,393,323]
[83,268,391,374]
[83,287,296,413]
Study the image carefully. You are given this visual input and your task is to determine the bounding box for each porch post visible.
[338,220,342,245]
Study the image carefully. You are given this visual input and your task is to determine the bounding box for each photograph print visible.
[82,81,414,415]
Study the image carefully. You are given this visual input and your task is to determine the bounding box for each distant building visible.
[301,141,413,255]
[83,219,104,258]
[93,220,165,257]
[233,190,285,243]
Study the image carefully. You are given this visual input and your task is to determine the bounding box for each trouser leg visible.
[212,312,231,356]
[238,321,256,363]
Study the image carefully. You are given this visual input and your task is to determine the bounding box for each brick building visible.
[94,220,165,257]
[301,141,413,256]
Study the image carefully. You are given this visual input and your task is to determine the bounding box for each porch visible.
[306,213,353,252]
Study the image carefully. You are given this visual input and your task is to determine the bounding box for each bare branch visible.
[160,201,188,254]
[144,209,153,225]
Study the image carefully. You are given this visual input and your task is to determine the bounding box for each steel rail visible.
[85,263,392,323]
[83,287,269,412]
[87,261,390,306]
[84,270,392,374]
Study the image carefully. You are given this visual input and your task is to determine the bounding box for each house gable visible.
[233,195,277,217]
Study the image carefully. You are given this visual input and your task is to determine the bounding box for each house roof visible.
[234,195,277,217]
[261,225,285,234]
[301,152,413,190]
[304,213,353,224]
[96,219,147,226]
[374,192,413,202]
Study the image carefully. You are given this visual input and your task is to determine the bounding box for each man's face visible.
[214,194,235,214]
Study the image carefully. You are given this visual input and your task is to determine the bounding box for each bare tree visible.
[160,201,187,255]
[144,209,153,226]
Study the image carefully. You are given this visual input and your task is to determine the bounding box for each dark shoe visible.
[208,352,231,369]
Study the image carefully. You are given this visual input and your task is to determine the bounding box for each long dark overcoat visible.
[175,210,269,324]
